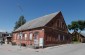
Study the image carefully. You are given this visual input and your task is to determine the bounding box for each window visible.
[61,22,62,28]
[17,34,20,40]
[57,20,59,27]
[56,21,57,27]
[63,35,65,41]
[15,34,17,37]
[60,35,63,41]
[34,32,39,40]
[62,23,64,29]
[58,34,65,41]
[58,34,60,41]
[29,33,33,40]
[19,32,23,40]
[25,34,27,40]
[14,34,17,40]
[49,36,51,41]
[59,20,60,27]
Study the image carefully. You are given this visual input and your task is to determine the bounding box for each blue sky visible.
[0,0,85,32]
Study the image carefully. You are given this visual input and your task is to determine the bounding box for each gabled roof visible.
[72,31,85,38]
[0,32,7,34]
[80,31,85,37]
[14,11,61,32]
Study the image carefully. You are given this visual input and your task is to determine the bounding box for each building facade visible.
[72,31,85,43]
[0,32,12,44]
[12,11,72,47]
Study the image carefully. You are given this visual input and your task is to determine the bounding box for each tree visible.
[78,20,85,32]
[68,21,79,32]
[77,20,85,41]
[14,16,26,30]
[68,20,85,41]
[68,20,85,32]
[68,21,79,41]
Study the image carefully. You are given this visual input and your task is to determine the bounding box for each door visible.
[34,32,39,47]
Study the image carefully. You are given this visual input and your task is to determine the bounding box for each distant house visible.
[0,32,7,43]
[72,31,85,42]
[0,32,12,44]
[5,33,12,44]
[12,11,72,48]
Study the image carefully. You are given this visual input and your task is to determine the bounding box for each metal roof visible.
[15,11,61,32]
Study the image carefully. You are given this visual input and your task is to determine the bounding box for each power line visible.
[17,0,24,15]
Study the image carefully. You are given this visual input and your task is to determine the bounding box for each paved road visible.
[0,43,85,55]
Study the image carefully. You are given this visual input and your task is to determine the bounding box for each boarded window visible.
[25,34,27,40]
[29,33,33,40]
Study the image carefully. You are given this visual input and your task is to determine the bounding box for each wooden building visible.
[0,32,12,44]
[12,11,72,48]
[72,31,85,43]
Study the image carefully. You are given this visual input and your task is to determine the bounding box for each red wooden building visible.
[12,11,72,48]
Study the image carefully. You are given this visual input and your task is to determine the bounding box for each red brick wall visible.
[12,29,44,46]
[12,12,72,47]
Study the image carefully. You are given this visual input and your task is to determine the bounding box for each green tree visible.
[68,21,79,32]
[68,20,85,41]
[68,20,85,32]
[78,20,85,32]
[14,16,26,30]
[68,21,79,41]
[77,20,85,41]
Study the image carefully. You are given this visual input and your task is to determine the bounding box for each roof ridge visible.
[14,11,61,32]
[26,11,61,23]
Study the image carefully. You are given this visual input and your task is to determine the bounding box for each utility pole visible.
[17,2,23,48]
[17,0,23,15]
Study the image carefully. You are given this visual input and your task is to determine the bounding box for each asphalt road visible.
[0,43,85,55]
